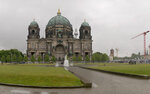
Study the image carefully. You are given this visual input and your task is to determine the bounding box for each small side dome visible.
[81,19,90,27]
[29,20,39,27]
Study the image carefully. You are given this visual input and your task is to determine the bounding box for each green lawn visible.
[89,63,150,76]
[0,65,83,87]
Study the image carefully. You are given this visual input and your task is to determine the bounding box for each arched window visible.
[85,52,89,56]
[32,30,35,34]
[50,31,53,35]
[85,30,88,35]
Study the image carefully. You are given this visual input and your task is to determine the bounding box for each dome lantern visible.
[57,9,61,16]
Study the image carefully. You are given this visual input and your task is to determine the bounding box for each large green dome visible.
[47,10,71,27]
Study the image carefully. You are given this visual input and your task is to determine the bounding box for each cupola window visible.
[32,30,35,34]
[85,30,88,35]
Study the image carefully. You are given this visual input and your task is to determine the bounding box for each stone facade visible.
[27,10,92,61]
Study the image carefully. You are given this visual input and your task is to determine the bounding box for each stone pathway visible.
[0,67,150,94]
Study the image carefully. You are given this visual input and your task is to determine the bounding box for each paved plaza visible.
[0,67,150,94]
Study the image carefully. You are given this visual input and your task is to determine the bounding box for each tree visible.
[131,53,140,59]
[17,55,23,62]
[72,55,77,61]
[6,55,11,62]
[12,54,17,62]
[1,55,6,64]
[37,56,42,63]
[0,49,24,63]
[31,56,36,63]
[51,56,56,63]
[92,55,95,61]
[10,49,23,57]
[85,55,90,61]
[101,54,109,61]
[92,52,109,62]
[78,56,82,61]
[92,52,102,62]
[24,56,28,62]
[44,54,50,63]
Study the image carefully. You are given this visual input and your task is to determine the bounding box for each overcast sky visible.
[1,0,150,57]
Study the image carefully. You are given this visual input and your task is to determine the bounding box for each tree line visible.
[72,52,109,62]
[30,55,56,63]
[92,52,109,62]
[0,49,109,63]
[0,49,24,63]
[0,49,56,63]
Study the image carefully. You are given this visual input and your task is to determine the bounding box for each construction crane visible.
[131,31,150,58]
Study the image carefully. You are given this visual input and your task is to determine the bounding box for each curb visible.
[68,68,92,88]
[79,66,150,79]
[0,83,84,89]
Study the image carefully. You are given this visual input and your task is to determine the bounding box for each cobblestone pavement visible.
[0,67,150,94]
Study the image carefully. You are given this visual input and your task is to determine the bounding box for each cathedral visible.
[27,9,93,62]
